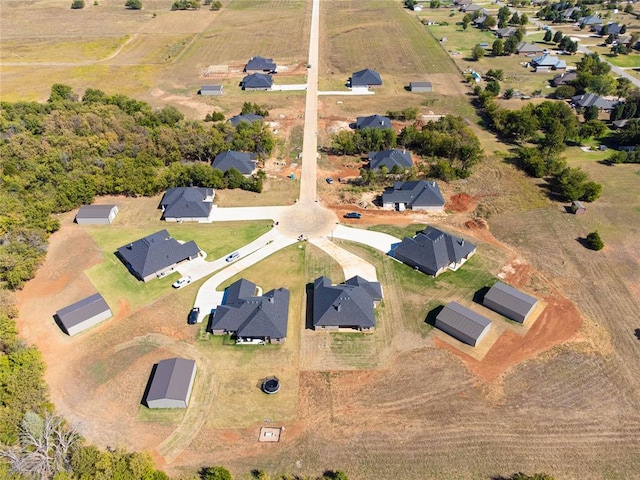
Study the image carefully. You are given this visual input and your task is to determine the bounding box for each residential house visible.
[561,6,580,21]
[159,187,215,222]
[244,56,277,73]
[350,68,383,89]
[382,180,445,211]
[368,149,413,171]
[551,71,577,87]
[199,85,223,96]
[517,42,545,55]
[571,93,618,111]
[55,293,112,336]
[461,3,483,12]
[483,281,538,324]
[116,230,200,282]
[496,27,518,38]
[145,358,197,409]
[312,276,383,332]
[75,205,119,225]
[409,81,433,92]
[393,226,477,277]
[229,113,264,127]
[355,114,392,130]
[593,22,623,36]
[209,278,289,343]
[579,15,602,28]
[472,15,488,27]
[435,302,491,347]
[212,150,257,175]
[241,73,273,91]
[531,53,567,72]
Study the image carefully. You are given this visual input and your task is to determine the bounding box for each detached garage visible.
[75,205,119,225]
[483,281,538,324]
[55,293,112,336]
[145,358,197,409]
[435,302,491,347]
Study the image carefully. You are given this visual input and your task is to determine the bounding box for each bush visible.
[586,231,604,250]
[205,111,225,122]
[71,0,85,8]
[472,44,485,60]
[555,85,575,99]
[125,0,142,9]
[203,466,233,480]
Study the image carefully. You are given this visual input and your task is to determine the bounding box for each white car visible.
[172,276,191,289]
[226,252,240,262]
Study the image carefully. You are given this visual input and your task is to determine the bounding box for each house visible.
[571,93,618,111]
[350,69,383,88]
[75,205,119,225]
[517,42,545,55]
[461,3,483,12]
[159,187,214,222]
[116,230,200,282]
[551,71,577,87]
[145,358,196,409]
[496,27,518,38]
[55,293,112,336]
[435,302,491,347]
[483,281,538,324]
[209,278,289,343]
[531,53,567,72]
[455,0,472,6]
[593,23,623,36]
[355,114,392,130]
[472,15,487,27]
[312,275,383,332]
[382,180,445,211]
[579,15,602,28]
[570,200,587,216]
[368,149,413,171]
[241,73,273,91]
[244,56,277,73]
[228,113,264,127]
[561,6,580,21]
[393,226,477,277]
[199,85,223,96]
[212,150,257,175]
[409,81,433,92]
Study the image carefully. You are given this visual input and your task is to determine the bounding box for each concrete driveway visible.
[310,237,378,281]
[210,206,287,222]
[331,225,401,254]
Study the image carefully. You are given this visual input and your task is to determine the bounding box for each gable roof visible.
[355,114,392,130]
[436,302,492,343]
[211,279,290,339]
[56,293,111,332]
[571,93,618,110]
[116,230,200,280]
[517,42,544,54]
[241,73,273,89]
[393,226,476,276]
[382,180,445,208]
[532,53,566,68]
[160,187,214,219]
[368,149,413,171]
[351,69,382,87]
[228,113,264,127]
[594,23,622,35]
[312,276,382,328]
[483,281,538,322]
[245,56,276,72]
[579,14,602,26]
[200,85,223,93]
[551,71,577,86]
[212,150,257,174]
[76,205,117,221]
[496,26,518,37]
[147,358,196,403]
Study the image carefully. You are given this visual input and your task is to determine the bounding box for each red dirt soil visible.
[446,193,476,213]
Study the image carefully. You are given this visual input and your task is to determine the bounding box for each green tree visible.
[543,29,552,42]
[71,0,85,8]
[125,0,142,9]
[509,11,520,25]
[555,85,575,99]
[504,36,519,54]
[204,466,233,480]
[586,231,604,250]
[485,80,501,96]
[210,0,222,9]
[472,44,485,60]
[48,84,76,102]
[492,39,504,56]
[484,15,497,29]
[583,105,600,121]
[553,31,563,44]
[520,12,528,24]
[624,3,633,13]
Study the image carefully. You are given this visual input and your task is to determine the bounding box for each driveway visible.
[210,206,288,222]
[331,225,401,254]
[309,237,378,281]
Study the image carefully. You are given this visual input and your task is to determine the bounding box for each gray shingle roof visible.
[436,302,491,345]
[147,358,196,403]
[211,279,290,339]
[56,293,111,331]
[228,113,264,127]
[579,15,602,26]
[382,180,444,209]
[393,226,476,276]
[242,73,273,89]
[517,42,544,54]
[245,56,276,72]
[351,69,382,87]
[355,114,392,130]
[571,93,618,110]
[312,276,382,328]
[368,150,413,171]
[483,281,537,323]
[212,150,257,174]
[160,187,213,219]
[117,230,200,280]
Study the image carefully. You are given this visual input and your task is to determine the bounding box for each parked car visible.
[172,275,192,289]
[344,212,362,219]
[326,177,334,184]
[188,307,200,325]
[226,252,240,262]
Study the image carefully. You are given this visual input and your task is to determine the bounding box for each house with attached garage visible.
[55,293,112,336]
[116,230,200,282]
[241,73,273,91]
[531,53,566,72]
[228,113,264,127]
[244,56,277,73]
[483,281,538,324]
[355,114,392,130]
[517,42,545,55]
[382,180,445,212]
[349,68,382,89]
[495,27,518,38]
[209,278,290,344]
[571,93,619,112]
[393,226,476,277]
[212,150,258,175]
[159,187,214,222]
[551,71,577,87]
[312,276,383,332]
[435,302,491,347]
[75,205,119,225]
[145,358,197,409]
[368,149,413,171]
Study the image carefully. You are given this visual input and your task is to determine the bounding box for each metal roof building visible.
[160,187,215,222]
[145,358,197,409]
[483,281,538,324]
[55,293,112,336]
[75,205,119,225]
[409,81,433,92]
[435,302,491,347]
[199,85,223,96]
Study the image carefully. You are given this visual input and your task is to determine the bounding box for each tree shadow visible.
[634,329,640,340]
[425,305,444,327]
[576,236,591,249]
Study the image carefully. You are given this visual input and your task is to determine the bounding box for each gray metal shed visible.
[55,293,112,336]
[409,81,433,92]
[146,358,197,409]
[483,281,538,324]
[200,85,223,96]
[75,205,118,225]
[435,302,491,346]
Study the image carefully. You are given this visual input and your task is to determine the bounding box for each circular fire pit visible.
[262,376,280,395]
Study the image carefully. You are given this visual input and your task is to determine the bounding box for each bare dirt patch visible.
[446,193,476,213]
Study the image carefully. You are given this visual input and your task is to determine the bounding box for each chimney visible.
[460,239,465,246]
[268,297,274,303]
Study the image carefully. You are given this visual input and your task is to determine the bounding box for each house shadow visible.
[140,363,158,407]
[634,328,640,340]
[425,305,444,327]
[472,286,491,305]
[304,283,314,330]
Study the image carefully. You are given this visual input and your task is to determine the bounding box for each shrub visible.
[125,0,142,9]
[586,231,604,250]
[71,0,85,8]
